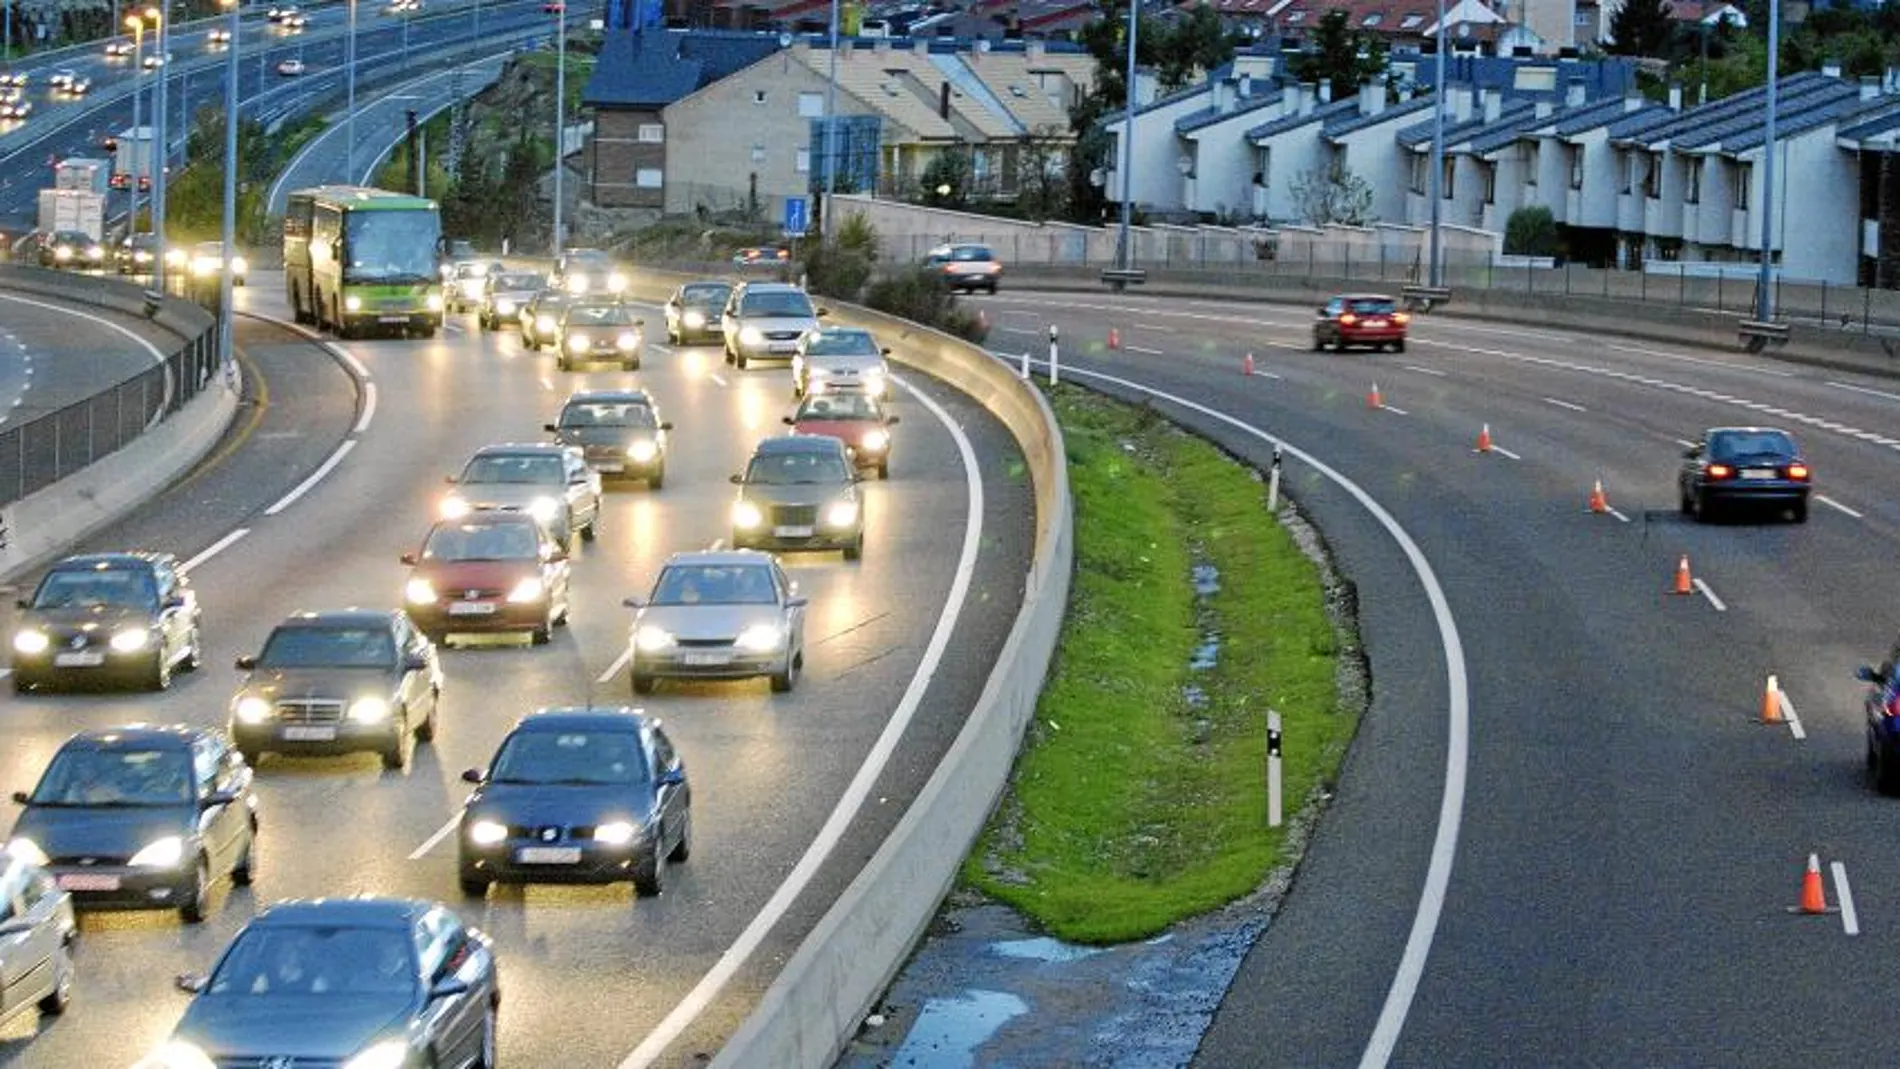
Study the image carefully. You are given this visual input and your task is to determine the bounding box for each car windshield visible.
[563,253,612,274]
[797,393,883,421]
[32,567,157,609]
[461,454,563,484]
[258,626,395,668]
[566,305,633,327]
[343,210,441,284]
[488,729,649,785]
[740,291,815,318]
[454,263,490,279]
[422,522,539,561]
[32,746,192,806]
[805,331,878,357]
[496,272,544,291]
[745,450,849,485]
[532,295,571,313]
[650,563,778,606]
[1346,298,1397,314]
[1710,430,1797,459]
[207,925,418,997]
[561,402,656,429]
[681,284,730,307]
[948,246,993,262]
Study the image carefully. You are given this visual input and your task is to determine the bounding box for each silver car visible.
[479,269,546,331]
[441,443,602,550]
[792,326,892,400]
[722,281,824,369]
[0,848,77,1031]
[623,551,807,694]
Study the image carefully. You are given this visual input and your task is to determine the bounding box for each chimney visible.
[1359,77,1387,116]
[1453,85,1474,122]
[1667,82,1681,110]
[1133,69,1159,105]
[1483,87,1502,122]
[1535,98,1553,118]
[1318,79,1333,103]
[913,37,929,56]
[1887,65,1900,93]
[1398,81,1415,101]
[939,81,952,119]
[1299,81,1317,114]
[1823,57,1843,79]
[1026,38,1045,62]
[1213,77,1234,114]
[1863,75,1882,100]
[1565,78,1586,107]
[1239,72,1253,97]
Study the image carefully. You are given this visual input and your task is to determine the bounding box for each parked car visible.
[402,513,571,645]
[784,388,899,479]
[544,388,671,486]
[791,326,891,399]
[663,280,731,344]
[1678,426,1811,523]
[625,550,807,693]
[721,281,824,369]
[441,442,602,550]
[10,551,203,692]
[1312,293,1409,353]
[729,435,863,559]
[0,848,76,1030]
[923,242,1002,293]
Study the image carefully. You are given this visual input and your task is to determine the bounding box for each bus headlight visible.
[344,295,363,312]
[426,293,445,312]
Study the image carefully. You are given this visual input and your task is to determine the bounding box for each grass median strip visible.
[963,385,1360,944]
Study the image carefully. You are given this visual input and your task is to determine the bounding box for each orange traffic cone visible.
[1476,424,1494,453]
[1588,478,1609,514]
[1108,327,1121,350]
[1791,853,1836,915]
[1367,382,1383,409]
[1671,555,1694,595]
[1762,674,1784,724]
[1243,352,1255,376]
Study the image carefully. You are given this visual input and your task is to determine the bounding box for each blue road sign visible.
[784,196,809,238]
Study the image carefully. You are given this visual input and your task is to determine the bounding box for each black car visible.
[10,552,203,692]
[159,897,500,1069]
[39,229,105,269]
[553,301,644,371]
[1862,638,1900,793]
[114,231,162,274]
[730,435,865,559]
[229,610,444,770]
[663,280,732,344]
[545,389,671,486]
[1678,426,1812,523]
[7,726,257,924]
[457,707,691,897]
[520,290,575,351]
[549,247,626,298]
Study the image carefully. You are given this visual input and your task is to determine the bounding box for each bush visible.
[1504,205,1560,258]
[863,267,990,344]
[803,243,875,302]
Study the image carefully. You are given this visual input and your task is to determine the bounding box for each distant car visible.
[105,39,136,56]
[663,280,732,344]
[722,281,824,369]
[266,4,301,20]
[6,725,257,924]
[446,259,499,312]
[441,442,602,550]
[402,513,572,645]
[923,242,1002,294]
[625,550,808,694]
[553,301,644,371]
[1860,639,1900,793]
[784,388,899,479]
[229,609,443,770]
[792,326,892,399]
[189,240,247,285]
[520,290,575,350]
[541,0,565,11]
[549,247,626,296]
[729,435,864,559]
[55,75,91,96]
[0,71,26,88]
[155,898,500,1069]
[478,269,545,331]
[282,12,307,27]
[1312,293,1409,353]
[38,229,104,270]
[10,551,202,692]
[544,388,671,486]
[141,52,170,69]
[46,69,74,88]
[115,232,162,273]
[1678,426,1811,523]
[731,246,788,266]
[457,707,692,896]
[0,848,75,1030]
[0,97,30,120]
[275,57,305,76]
[206,27,231,45]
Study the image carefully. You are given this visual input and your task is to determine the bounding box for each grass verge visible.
[962,384,1359,944]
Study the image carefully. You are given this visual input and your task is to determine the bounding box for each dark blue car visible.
[1861,639,1900,792]
[1678,426,1812,523]
[457,707,692,898]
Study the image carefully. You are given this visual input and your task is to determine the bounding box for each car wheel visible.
[581,510,599,542]
[181,623,203,672]
[148,647,173,691]
[1311,333,1326,352]
[458,865,490,898]
[381,712,412,771]
[649,465,665,491]
[877,460,889,480]
[531,619,552,645]
[556,351,570,371]
[1679,486,1694,514]
[477,1005,499,1069]
[668,811,692,862]
[232,818,258,886]
[12,673,32,694]
[38,943,74,1015]
[633,840,665,897]
[179,855,211,923]
[770,650,798,693]
[1874,739,1900,795]
[986,281,998,294]
[416,688,439,742]
[1791,500,1809,524]
[237,744,262,767]
[631,670,657,696]
[1691,491,1710,523]
[623,359,640,371]
[736,350,750,370]
[1393,340,1406,353]
[843,534,863,562]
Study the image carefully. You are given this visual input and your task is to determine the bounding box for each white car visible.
[105,39,135,57]
[208,27,231,45]
[142,52,171,69]
[0,99,29,120]
[276,58,305,76]
[47,69,75,87]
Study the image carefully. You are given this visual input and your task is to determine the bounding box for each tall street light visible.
[552,0,566,253]
[218,0,239,375]
[1427,0,1446,288]
[1755,0,1779,321]
[1114,0,1138,272]
[346,0,358,180]
[126,12,149,235]
[153,3,172,291]
[821,0,840,244]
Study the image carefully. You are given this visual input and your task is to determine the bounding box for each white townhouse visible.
[1174,75,1284,220]
[1319,82,1439,222]
[1246,88,1360,221]
[1396,87,1539,230]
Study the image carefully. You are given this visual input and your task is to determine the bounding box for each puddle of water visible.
[891,989,1029,1068]
[1191,563,1220,596]
[991,936,1103,964]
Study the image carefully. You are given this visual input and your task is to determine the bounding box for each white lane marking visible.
[1006,353,1468,1069]
[1126,344,1166,355]
[994,326,1039,336]
[179,528,250,575]
[1488,445,1523,461]
[1403,365,1446,377]
[709,538,726,551]
[1606,507,1631,524]
[264,440,357,516]
[408,816,459,861]
[1778,689,1807,741]
[539,377,554,391]
[1816,494,1862,519]
[0,292,174,421]
[1675,438,1699,449]
[595,645,631,686]
[709,374,728,387]
[1248,369,1284,380]
[622,372,986,1068]
[1832,862,1860,936]
[1135,323,1176,333]
[1603,342,1795,377]
[334,347,371,381]
[354,381,377,434]
[0,669,9,679]
[1382,404,1410,416]
[1827,381,1900,403]
[1543,397,1587,413]
[1693,578,1727,612]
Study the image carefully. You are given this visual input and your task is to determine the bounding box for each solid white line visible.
[354,381,377,434]
[1404,365,1446,377]
[595,645,631,686]
[1826,380,1900,403]
[334,347,370,381]
[1778,690,1806,741]
[539,377,554,391]
[1126,344,1166,355]
[1606,507,1631,524]
[994,326,1038,336]
[1816,494,1863,518]
[264,439,356,516]
[1382,404,1410,416]
[622,372,987,1068]
[408,816,458,861]
[1490,445,1523,461]
[1248,369,1284,380]
[179,528,250,575]
[1832,862,1860,936]
[1134,323,1176,332]
[1693,578,1727,612]
[0,293,174,421]
[1542,397,1587,413]
[1675,438,1699,449]
[1602,342,1796,377]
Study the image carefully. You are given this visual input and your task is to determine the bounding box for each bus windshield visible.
[344,210,440,284]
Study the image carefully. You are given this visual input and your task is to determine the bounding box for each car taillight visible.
[1786,463,1810,481]
[1705,463,1734,480]
[1887,693,1900,718]
[1393,312,1411,324]
[1338,313,1358,326]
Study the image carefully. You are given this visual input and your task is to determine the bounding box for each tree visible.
[1014,125,1072,222]
[1608,0,1676,58]
[1297,10,1389,101]
[1289,160,1374,226]
[442,143,498,244]
[919,148,973,208]
[1504,206,1559,257]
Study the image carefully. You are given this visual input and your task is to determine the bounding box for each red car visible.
[782,388,899,479]
[1312,293,1409,353]
[401,514,572,645]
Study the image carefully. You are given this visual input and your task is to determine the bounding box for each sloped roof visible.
[791,46,960,140]
[582,29,785,108]
[1608,71,1838,145]
[1838,103,1900,143]
[1247,96,1357,140]
[1717,89,1900,153]
[1551,95,1654,136]
[1323,93,1434,139]
[1396,101,1534,149]
[1466,103,1552,153]
[1176,89,1283,133]
[959,50,1097,134]
[925,52,1023,139]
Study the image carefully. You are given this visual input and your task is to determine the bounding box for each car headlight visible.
[466,819,507,846]
[191,256,216,276]
[166,248,189,267]
[340,1041,412,1069]
[235,696,272,724]
[110,627,153,652]
[5,838,47,866]
[12,629,49,654]
[865,370,888,394]
[232,256,247,274]
[535,314,557,333]
[734,624,783,652]
[494,298,516,316]
[627,439,657,463]
[344,295,363,312]
[506,577,546,603]
[129,835,185,868]
[86,246,104,260]
[608,272,628,293]
[347,696,391,723]
[682,310,705,328]
[527,497,560,523]
[808,366,830,379]
[567,334,590,353]
[426,293,445,312]
[738,326,764,347]
[566,276,588,294]
[593,821,638,846]
[134,250,153,263]
[404,577,437,605]
[54,246,71,260]
[148,1040,218,1069]
[634,626,674,652]
[440,495,471,519]
[461,279,483,297]
[732,500,762,529]
[861,429,890,452]
[616,331,640,351]
[826,500,859,527]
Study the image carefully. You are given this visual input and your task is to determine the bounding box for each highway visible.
[0,276,1035,1067]
[965,288,1900,1066]
[0,287,176,422]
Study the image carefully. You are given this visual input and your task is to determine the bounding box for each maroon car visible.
[401,514,572,645]
[782,388,899,479]
[1312,293,1410,353]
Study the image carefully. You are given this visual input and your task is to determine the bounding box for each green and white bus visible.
[284,185,445,339]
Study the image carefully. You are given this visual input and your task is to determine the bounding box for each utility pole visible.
[1755,0,1779,321]
[218,0,239,374]
[153,5,171,290]
[1115,0,1138,271]
[821,0,840,243]
[346,0,358,180]
[1427,0,1447,288]
[552,1,566,253]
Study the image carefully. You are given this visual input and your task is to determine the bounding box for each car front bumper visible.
[732,523,860,551]
[461,835,655,883]
[12,649,154,688]
[410,599,550,634]
[634,647,783,680]
[232,719,402,756]
[46,863,191,910]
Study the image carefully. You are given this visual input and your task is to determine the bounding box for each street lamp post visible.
[1115,0,1138,271]
[1755,0,1779,321]
[1427,0,1446,288]
[219,0,239,375]
[821,0,840,244]
[127,15,146,234]
[346,0,357,180]
[552,0,566,253]
[153,3,171,290]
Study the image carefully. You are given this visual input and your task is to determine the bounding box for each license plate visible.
[595,462,624,473]
[769,343,796,353]
[378,314,409,323]
[516,846,582,864]
[774,525,814,538]
[1364,319,1388,328]
[283,726,337,741]
[683,652,732,666]
[449,601,496,616]
[1741,468,1777,480]
[57,873,121,892]
[53,652,105,667]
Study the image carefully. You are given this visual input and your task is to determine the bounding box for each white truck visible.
[54,157,110,196]
[111,126,153,191]
[37,189,106,241]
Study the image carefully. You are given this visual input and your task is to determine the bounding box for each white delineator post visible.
[1047,323,1059,387]
[1267,444,1283,511]
[1267,708,1283,828]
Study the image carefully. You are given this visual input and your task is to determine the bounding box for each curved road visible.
[967,287,1900,1067]
[0,275,1033,1068]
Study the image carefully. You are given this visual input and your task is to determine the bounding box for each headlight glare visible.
[682,310,705,328]
[826,500,859,527]
[495,298,516,316]
[404,577,436,605]
[627,439,657,462]
[110,627,152,652]
[235,696,272,724]
[616,331,640,351]
[5,838,47,866]
[344,295,363,312]
[129,835,185,868]
[12,630,49,654]
[738,326,764,347]
[734,624,783,652]
[347,696,392,723]
[566,276,587,294]
[506,577,546,603]
[732,501,762,528]
[634,626,674,652]
[54,247,72,260]
[340,1041,411,1069]
[535,314,557,333]
[426,293,445,312]
[608,272,628,293]
[861,429,890,451]
[527,497,560,523]
[467,819,507,846]
[440,496,471,519]
[593,821,638,845]
[567,334,589,353]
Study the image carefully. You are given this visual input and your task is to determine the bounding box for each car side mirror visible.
[729,474,744,485]
[0,918,31,937]
[235,655,257,670]
[1683,448,1699,459]
[787,595,809,608]
[1317,308,1328,317]
[881,347,893,356]
[1859,665,1887,683]
[175,973,207,994]
[660,422,674,431]
[10,791,28,805]
[400,552,418,565]
[543,423,559,433]
[816,308,830,317]
[164,594,186,610]
[202,790,239,809]
[659,768,685,787]
[635,318,646,326]
[444,474,458,485]
[460,768,484,784]
[782,416,795,425]
[404,653,430,672]
[545,548,568,563]
[886,415,901,425]
[13,598,27,610]
[621,595,645,609]
[429,977,471,1001]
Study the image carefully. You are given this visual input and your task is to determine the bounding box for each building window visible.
[637,123,663,144]
[1362,12,1381,25]
[1735,162,1751,209]
[1521,142,1537,187]
[1569,146,1584,190]
[753,90,767,105]
[751,144,766,163]
[1482,161,1496,204]
[1684,157,1702,204]
[1254,146,1271,189]
[1575,10,1592,23]
[797,92,824,118]
[1643,152,1662,198]
[1621,151,1633,194]
[1410,153,1427,195]
[635,168,662,188]
[1442,156,1456,199]
[796,148,811,173]
[1401,12,1423,27]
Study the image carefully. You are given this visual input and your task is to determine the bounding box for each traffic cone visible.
[1367,382,1383,409]
[1761,675,1783,724]
[1108,327,1121,350]
[1476,424,1494,453]
[1671,555,1694,595]
[1588,478,1609,514]
[1243,352,1255,376]
[1791,853,1836,915]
